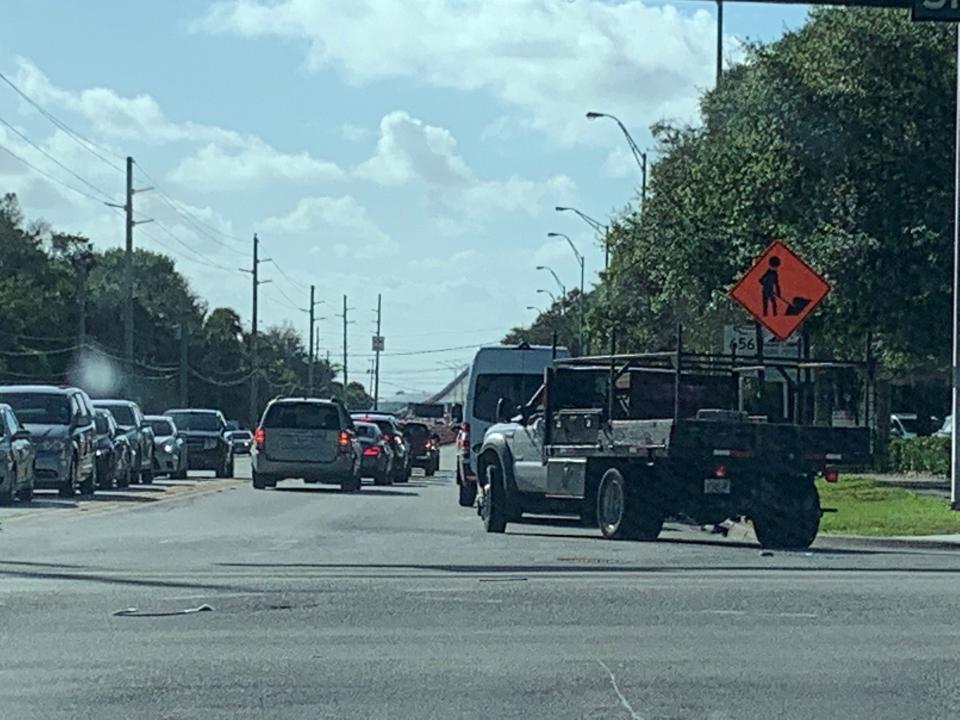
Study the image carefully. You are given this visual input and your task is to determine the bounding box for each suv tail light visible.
[338,430,351,448]
[254,426,265,450]
[363,445,380,457]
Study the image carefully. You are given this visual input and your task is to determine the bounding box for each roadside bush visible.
[887,436,950,476]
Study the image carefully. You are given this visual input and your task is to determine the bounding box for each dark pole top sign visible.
[729,240,831,342]
[912,0,960,20]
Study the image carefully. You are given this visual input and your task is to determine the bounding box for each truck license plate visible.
[704,477,731,495]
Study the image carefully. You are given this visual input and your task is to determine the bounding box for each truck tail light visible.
[253,426,265,450]
[823,466,839,483]
[712,463,727,478]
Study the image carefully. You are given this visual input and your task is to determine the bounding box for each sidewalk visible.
[861,472,949,498]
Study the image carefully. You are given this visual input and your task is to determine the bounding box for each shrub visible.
[887,436,950,476]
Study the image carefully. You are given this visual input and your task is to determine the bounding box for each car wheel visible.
[59,459,77,498]
[480,459,508,534]
[227,456,235,478]
[0,468,15,506]
[117,463,131,488]
[98,460,115,491]
[341,473,361,493]
[16,474,33,503]
[79,461,96,496]
[140,465,154,485]
[252,470,267,490]
[458,479,477,507]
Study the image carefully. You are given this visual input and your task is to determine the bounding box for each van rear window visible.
[472,374,542,423]
[264,403,341,430]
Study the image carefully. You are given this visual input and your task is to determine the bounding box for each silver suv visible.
[251,398,361,492]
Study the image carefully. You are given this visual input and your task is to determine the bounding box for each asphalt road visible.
[3,447,960,720]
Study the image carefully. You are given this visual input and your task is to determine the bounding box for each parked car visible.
[93,408,132,489]
[354,420,395,485]
[351,412,411,483]
[890,412,923,439]
[402,421,440,476]
[163,408,234,477]
[92,400,155,484]
[936,415,953,438]
[146,415,188,479]
[0,402,35,504]
[0,385,97,497]
[227,429,253,455]
[252,397,361,492]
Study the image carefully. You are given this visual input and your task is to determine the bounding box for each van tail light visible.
[457,422,470,450]
[254,426,266,450]
[363,445,380,457]
[823,467,839,483]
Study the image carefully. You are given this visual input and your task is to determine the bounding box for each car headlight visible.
[163,442,175,454]
[95,449,103,457]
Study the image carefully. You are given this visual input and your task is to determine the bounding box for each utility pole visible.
[308,285,316,395]
[641,151,648,210]
[177,320,188,407]
[952,24,960,509]
[105,156,152,379]
[373,293,382,410]
[240,233,271,426]
[342,295,349,388]
[124,156,134,369]
[716,0,724,85]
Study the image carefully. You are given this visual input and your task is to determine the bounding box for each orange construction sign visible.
[729,240,830,342]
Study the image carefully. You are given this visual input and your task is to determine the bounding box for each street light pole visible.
[585,112,648,214]
[952,24,960,509]
[555,205,610,269]
[536,265,566,315]
[548,232,585,354]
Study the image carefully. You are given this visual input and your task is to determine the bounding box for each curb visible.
[722,520,960,552]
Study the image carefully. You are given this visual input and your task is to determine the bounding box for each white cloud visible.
[357,110,574,217]
[168,139,344,190]
[195,0,734,143]
[11,57,343,191]
[340,122,370,142]
[602,146,639,179]
[261,195,397,259]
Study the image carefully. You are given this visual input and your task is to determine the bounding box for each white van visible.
[456,343,568,507]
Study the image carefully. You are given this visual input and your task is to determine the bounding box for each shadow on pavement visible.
[272,486,418,498]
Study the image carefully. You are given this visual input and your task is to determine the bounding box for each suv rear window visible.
[167,411,221,432]
[148,419,174,436]
[354,423,379,439]
[264,402,342,431]
[403,423,429,439]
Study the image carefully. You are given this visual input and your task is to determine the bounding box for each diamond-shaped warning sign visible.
[729,240,830,342]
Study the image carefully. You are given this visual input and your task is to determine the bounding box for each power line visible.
[271,284,305,312]
[141,221,240,274]
[0,68,125,173]
[267,258,309,292]
[134,162,247,253]
[0,138,111,204]
[0,114,119,202]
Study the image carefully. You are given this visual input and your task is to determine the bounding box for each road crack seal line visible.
[113,603,214,617]
[597,659,644,720]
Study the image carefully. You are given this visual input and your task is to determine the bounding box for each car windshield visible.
[167,412,220,432]
[472,374,543,423]
[354,423,379,439]
[0,393,70,425]
[99,404,135,427]
[148,419,174,436]
[228,430,251,440]
[264,403,341,430]
[93,414,111,434]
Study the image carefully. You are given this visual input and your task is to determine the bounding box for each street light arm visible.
[536,265,566,297]
[555,206,607,234]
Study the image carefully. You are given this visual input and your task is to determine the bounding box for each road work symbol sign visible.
[729,240,830,341]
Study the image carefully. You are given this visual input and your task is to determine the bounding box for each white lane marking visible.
[597,659,644,720]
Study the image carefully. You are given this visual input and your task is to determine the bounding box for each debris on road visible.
[113,603,215,617]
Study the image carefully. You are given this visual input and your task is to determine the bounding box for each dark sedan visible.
[354,421,395,486]
[402,421,440,476]
[163,408,234,477]
[93,409,132,489]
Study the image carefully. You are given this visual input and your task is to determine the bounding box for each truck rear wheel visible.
[753,480,820,550]
[597,468,663,541]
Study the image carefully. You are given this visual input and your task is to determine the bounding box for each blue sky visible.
[0,0,808,398]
